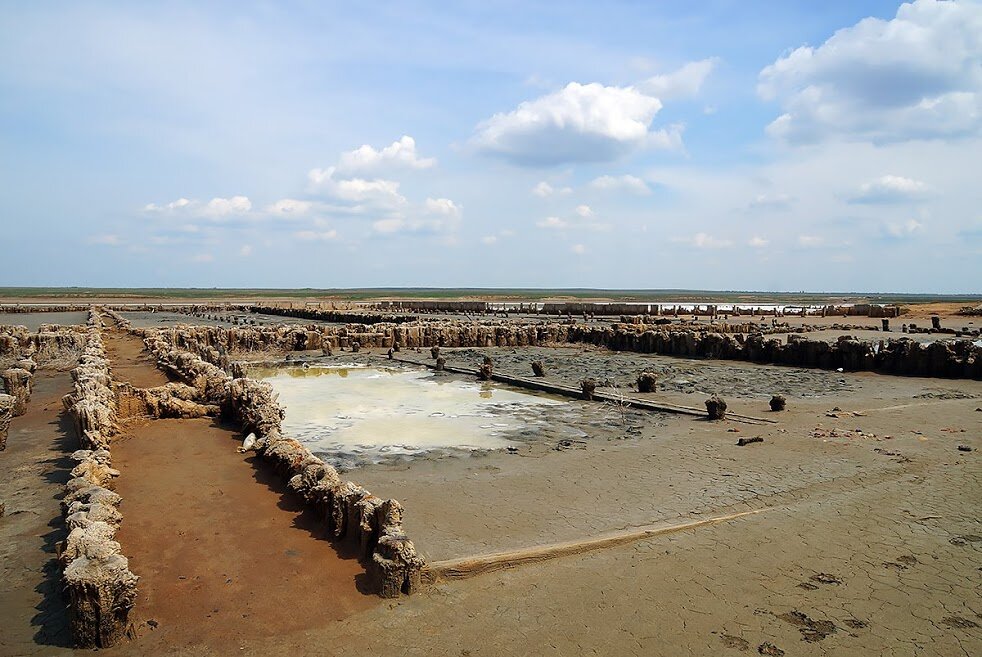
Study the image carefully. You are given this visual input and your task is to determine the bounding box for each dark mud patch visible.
[719,634,750,650]
[775,610,837,642]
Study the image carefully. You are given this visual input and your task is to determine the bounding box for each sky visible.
[1,0,980,293]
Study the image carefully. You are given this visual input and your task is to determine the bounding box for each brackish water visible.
[253,364,564,468]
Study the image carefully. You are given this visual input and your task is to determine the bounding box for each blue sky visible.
[1,0,980,292]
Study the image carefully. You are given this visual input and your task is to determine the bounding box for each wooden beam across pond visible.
[386,355,776,425]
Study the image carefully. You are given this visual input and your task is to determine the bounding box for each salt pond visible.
[252,364,564,468]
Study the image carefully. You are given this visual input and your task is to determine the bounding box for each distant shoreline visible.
[0,287,980,305]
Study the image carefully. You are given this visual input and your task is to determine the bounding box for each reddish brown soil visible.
[102,330,174,388]
[111,418,376,652]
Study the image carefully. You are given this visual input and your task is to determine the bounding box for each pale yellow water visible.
[252,364,563,466]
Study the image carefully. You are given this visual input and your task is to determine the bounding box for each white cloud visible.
[144,196,252,219]
[748,192,793,210]
[239,244,253,256]
[200,195,251,218]
[88,234,122,246]
[532,181,572,197]
[758,0,982,144]
[570,243,587,254]
[883,218,923,239]
[307,167,406,207]
[639,58,718,99]
[747,236,769,248]
[472,82,669,165]
[424,197,462,217]
[589,174,651,195]
[575,204,593,218]
[267,198,314,216]
[797,235,824,248]
[143,198,191,212]
[295,230,338,242]
[537,216,569,229]
[848,175,932,204]
[336,135,436,175]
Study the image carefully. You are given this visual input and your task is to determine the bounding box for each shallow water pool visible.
[252,364,564,467]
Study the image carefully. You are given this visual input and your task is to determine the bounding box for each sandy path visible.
[110,418,377,653]
[0,371,76,656]
[102,330,174,388]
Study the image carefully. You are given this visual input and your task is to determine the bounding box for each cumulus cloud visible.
[758,0,982,144]
[335,135,436,175]
[472,82,672,165]
[639,58,718,99]
[424,197,462,217]
[575,204,593,218]
[848,175,932,204]
[747,236,769,248]
[589,174,651,195]
[144,196,252,219]
[307,167,406,207]
[143,198,192,212]
[200,195,252,217]
[532,181,572,197]
[370,203,462,236]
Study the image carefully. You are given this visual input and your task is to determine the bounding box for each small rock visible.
[957,445,973,452]
[758,643,784,656]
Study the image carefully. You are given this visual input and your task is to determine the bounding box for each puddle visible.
[252,364,564,468]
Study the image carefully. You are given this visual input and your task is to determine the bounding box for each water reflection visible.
[254,365,563,468]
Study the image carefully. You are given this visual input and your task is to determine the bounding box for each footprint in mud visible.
[719,634,750,651]
[949,534,981,546]
[757,642,784,656]
[798,572,841,589]
[775,610,837,643]
[809,572,842,585]
[942,616,980,629]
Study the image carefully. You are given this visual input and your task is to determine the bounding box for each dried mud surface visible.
[102,329,175,388]
[110,418,376,653]
[0,372,76,655]
[2,335,980,657]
